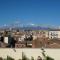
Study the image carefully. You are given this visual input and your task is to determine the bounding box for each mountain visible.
[0,24,58,31]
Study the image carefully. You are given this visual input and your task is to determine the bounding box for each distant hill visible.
[20,26,50,30]
[0,24,58,31]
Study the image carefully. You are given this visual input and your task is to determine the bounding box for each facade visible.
[4,37,8,43]
[48,30,60,39]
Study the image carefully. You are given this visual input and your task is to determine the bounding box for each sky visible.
[0,0,60,27]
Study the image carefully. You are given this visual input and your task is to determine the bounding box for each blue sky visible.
[0,0,60,26]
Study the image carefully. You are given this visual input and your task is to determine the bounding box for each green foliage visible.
[31,56,34,60]
[22,52,28,60]
[46,56,54,60]
[7,56,14,60]
[22,55,27,60]
[0,57,3,60]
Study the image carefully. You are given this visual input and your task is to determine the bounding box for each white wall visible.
[0,48,60,60]
[57,31,60,38]
[48,31,60,39]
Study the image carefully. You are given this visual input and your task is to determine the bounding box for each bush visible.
[22,55,27,60]
[22,52,28,60]
[0,57,3,60]
[7,56,14,60]
[31,56,34,60]
[46,56,54,60]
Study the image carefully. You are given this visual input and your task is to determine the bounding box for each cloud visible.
[3,24,7,26]
[14,19,20,24]
[30,23,35,26]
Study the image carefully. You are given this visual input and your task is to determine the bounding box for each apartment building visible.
[48,29,60,39]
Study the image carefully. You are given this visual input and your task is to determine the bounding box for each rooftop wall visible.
[0,48,60,60]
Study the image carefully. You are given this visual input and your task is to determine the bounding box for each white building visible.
[48,29,60,39]
[4,37,8,43]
